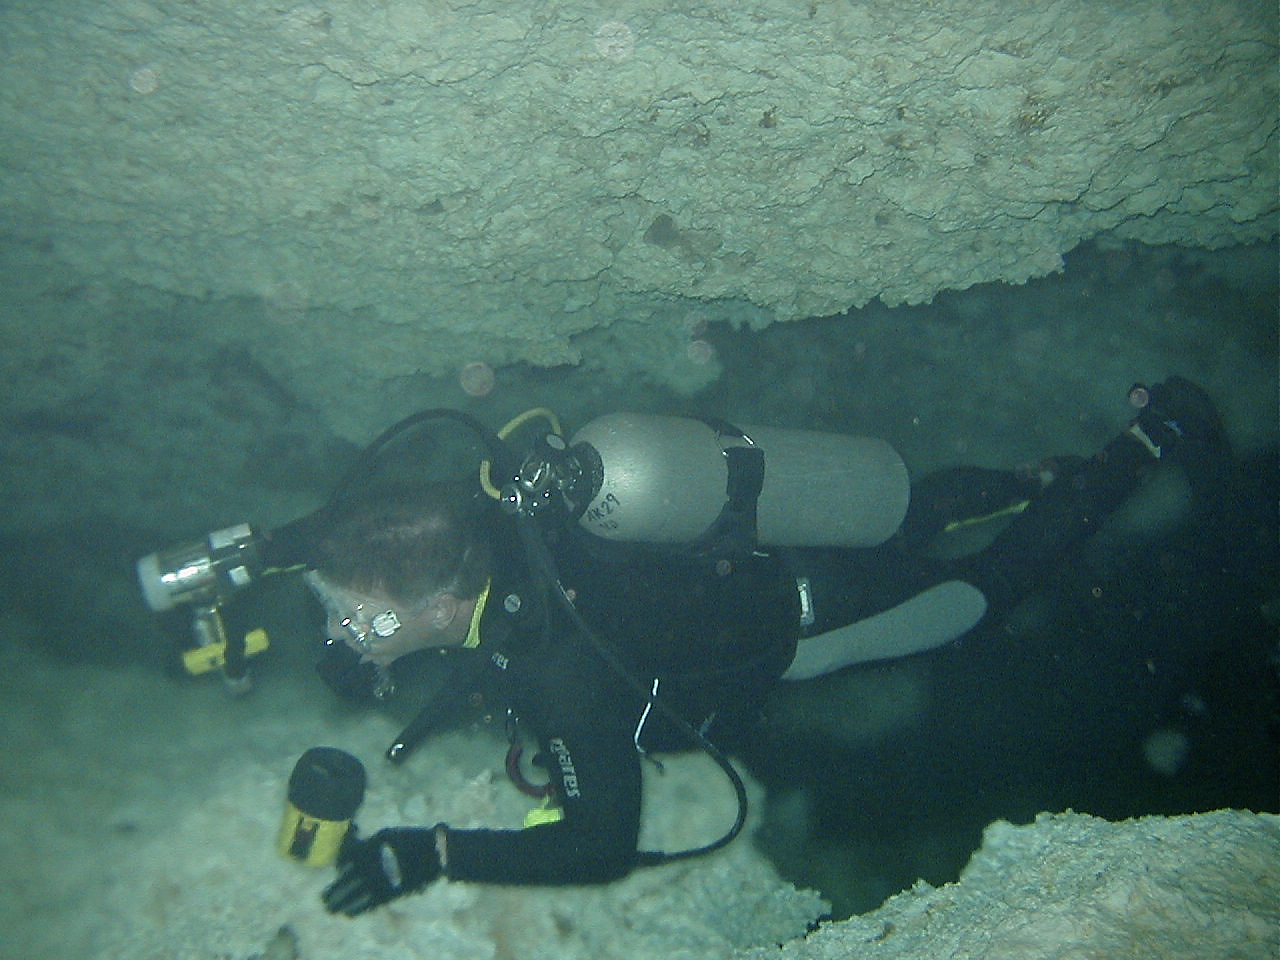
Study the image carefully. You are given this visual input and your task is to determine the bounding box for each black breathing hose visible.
[326,408,518,508]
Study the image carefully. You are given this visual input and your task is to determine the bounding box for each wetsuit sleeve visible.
[439,685,643,885]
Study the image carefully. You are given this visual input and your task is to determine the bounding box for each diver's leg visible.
[783,376,1228,680]
[965,374,1229,613]
[781,475,1019,680]
[781,578,989,680]
[781,467,1034,680]
[893,465,1044,553]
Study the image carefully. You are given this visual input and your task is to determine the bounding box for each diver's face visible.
[305,572,444,666]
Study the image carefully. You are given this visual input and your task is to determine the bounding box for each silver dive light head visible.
[135,523,263,612]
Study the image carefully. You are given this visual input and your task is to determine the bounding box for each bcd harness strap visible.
[684,418,765,560]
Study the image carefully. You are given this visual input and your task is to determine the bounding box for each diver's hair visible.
[313,481,492,604]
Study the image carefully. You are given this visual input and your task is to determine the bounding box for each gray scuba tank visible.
[568,413,909,549]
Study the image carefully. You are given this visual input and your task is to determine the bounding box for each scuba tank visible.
[565,413,909,550]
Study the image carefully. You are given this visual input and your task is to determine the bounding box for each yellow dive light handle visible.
[181,628,270,676]
[277,801,353,868]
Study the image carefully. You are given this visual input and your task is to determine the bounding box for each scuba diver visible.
[136,375,1228,916]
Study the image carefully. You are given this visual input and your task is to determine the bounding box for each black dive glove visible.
[322,826,443,916]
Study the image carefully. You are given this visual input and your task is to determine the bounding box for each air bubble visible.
[459,361,496,397]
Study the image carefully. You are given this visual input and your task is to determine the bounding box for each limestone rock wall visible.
[733,809,1280,960]
[0,647,825,960]
[1,0,1275,418]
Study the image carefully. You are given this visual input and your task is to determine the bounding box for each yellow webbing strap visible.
[941,499,1030,534]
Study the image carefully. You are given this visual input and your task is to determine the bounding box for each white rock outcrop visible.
[735,808,1280,960]
[1,0,1274,411]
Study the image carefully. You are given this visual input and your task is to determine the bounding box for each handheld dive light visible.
[136,524,270,690]
[278,747,367,867]
[135,523,263,612]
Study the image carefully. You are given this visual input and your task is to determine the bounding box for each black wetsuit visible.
[371,436,1158,885]
[441,533,800,884]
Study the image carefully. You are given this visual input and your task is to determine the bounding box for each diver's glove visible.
[322,826,442,916]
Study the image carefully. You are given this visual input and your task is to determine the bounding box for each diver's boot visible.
[961,377,1225,612]
[1125,375,1231,503]
[1126,375,1226,458]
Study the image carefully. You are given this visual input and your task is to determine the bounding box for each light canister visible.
[277,747,367,867]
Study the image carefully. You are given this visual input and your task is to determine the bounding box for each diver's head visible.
[308,482,492,662]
